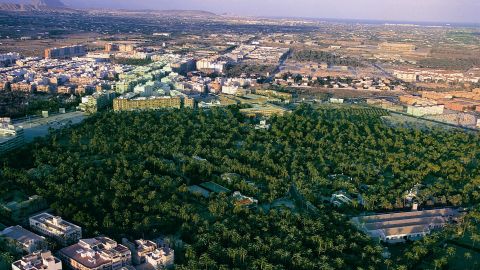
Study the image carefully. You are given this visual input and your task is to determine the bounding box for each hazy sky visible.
[60,0,480,23]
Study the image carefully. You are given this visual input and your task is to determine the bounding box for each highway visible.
[16,111,87,142]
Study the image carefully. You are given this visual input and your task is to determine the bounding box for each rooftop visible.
[353,208,461,238]
[0,225,45,244]
[30,212,81,234]
[60,237,130,269]
[12,251,61,270]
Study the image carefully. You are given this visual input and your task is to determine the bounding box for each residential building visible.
[0,118,25,155]
[10,82,33,93]
[0,53,21,67]
[144,247,174,270]
[36,85,53,94]
[78,91,116,114]
[399,95,437,106]
[329,98,344,104]
[113,95,181,111]
[393,71,418,82]
[29,213,82,246]
[122,239,174,269]
[351,208,461,243]
[196,58,227,74]
[12,251,62,270]
[45,45,87,59]
[183,96,196,108]
[105,43,119,52]
[407,105,444,117]
[222,85,241,95]
[0,226,46,253]
[442,99,479,112]
[330,191,353,207]
[118,44,135,53]
[255,120,270,130]
[59,237,131,270]
[168,59,196,75]
[232,191,258,208]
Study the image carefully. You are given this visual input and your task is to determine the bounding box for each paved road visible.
[372,63,395,79]
[16,111,87,142]
[266,49,293,83]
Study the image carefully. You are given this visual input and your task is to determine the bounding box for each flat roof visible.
[187,185,210,198]
[0,226,44,244]
[30,212,81,233]
[60,243,110,269]
[364,216,446,230]
[199,181,231,193]
[354,208,460,238]
[382,225,429,236]
[359,208,457,223]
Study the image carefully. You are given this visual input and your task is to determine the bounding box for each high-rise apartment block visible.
[105,43,119,52]
[113,95,181,111]
[45,45,86,59]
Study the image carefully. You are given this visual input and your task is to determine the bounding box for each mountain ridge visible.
[0,1,217,17]
[0,0,69,11]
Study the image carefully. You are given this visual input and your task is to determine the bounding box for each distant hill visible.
[149,10,216,17]
[0,2,216,17]
[0,0,67,11]
[88,9,217,17]
[31,0,65,7]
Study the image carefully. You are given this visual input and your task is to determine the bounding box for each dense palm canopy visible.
[1,105,480,269]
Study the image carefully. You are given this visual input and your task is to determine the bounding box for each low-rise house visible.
[351,208,461,243]
[255,120,271,130]
[29,213,82,246]
[0,118,25,156]
[232,191,258,208]
[12,251,62,270]
[144,247,174,269]
[122,239,174,269]
[0,225,46,253]
[58,237,131,270]
[330,191,353,207]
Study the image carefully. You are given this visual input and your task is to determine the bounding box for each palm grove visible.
[1,105,480,269]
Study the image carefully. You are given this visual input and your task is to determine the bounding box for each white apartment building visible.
[0,226,46,253]
[12,251,62,270]
[407,105,444,117]
[29,212,82,246]
[122,239,174,270]
[59,237,131,270]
